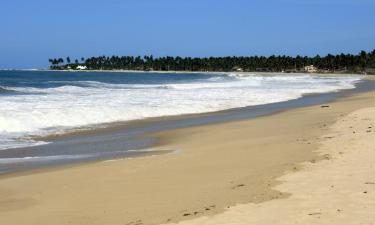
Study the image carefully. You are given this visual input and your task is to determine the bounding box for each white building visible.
[76,65,87,70]
[232,66,243,72]
[304,65,317,73]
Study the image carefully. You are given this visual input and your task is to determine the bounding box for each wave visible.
[0,74,362,150]
[0,86,20,94]
[10,76,259,93]
[0,87,11,93]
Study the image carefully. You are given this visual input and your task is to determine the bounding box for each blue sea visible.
[0,70,361,151]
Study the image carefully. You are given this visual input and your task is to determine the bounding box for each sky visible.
[0,0,374,69]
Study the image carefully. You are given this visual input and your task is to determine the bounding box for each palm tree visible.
[58,58,64,64]
[48,49,374,72]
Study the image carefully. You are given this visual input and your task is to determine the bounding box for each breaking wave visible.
[0,72,362,150]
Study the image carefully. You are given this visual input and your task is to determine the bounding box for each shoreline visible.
[0,75,370,175]
[1,78,375,224]
[163,89,375,225]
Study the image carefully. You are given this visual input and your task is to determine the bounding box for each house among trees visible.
[48,49,375,73]
[232,66,243,72]
[304,65,317,73]
[366,68,375,75]
[76,65,87,70]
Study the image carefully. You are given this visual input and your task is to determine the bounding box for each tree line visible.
[49,49,375,73]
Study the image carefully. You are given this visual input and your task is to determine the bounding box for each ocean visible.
[0,70,361,151]
[0,70,365,173]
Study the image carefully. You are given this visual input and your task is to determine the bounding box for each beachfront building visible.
[232,66,243,72]
[76,65,87,70]
[304,65,317,73]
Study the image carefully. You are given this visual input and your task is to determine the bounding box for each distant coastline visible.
[0,68,370,75]
[47,49,375,75]
[44,69,368,75]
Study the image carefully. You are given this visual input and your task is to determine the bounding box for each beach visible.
[2,0,374,224]
[164,88,375,225]
[0,71,361,173]
[1,76,375,225]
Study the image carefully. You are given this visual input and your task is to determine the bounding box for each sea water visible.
[0,70,361,151]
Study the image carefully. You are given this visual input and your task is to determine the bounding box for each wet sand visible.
[164,94,375,225]
[1,78,375,225]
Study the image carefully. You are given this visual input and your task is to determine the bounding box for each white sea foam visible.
[0,74,361,150]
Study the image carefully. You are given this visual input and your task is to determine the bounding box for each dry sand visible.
[1,82,375,225]
[164,105,375,225]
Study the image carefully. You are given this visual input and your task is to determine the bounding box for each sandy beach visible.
[1,78,375,225]
[2,0,374,224]
[164,93,375,225]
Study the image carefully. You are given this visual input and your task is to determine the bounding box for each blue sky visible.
[0,0,374,69]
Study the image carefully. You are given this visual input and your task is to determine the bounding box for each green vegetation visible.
[49,49,375,74]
